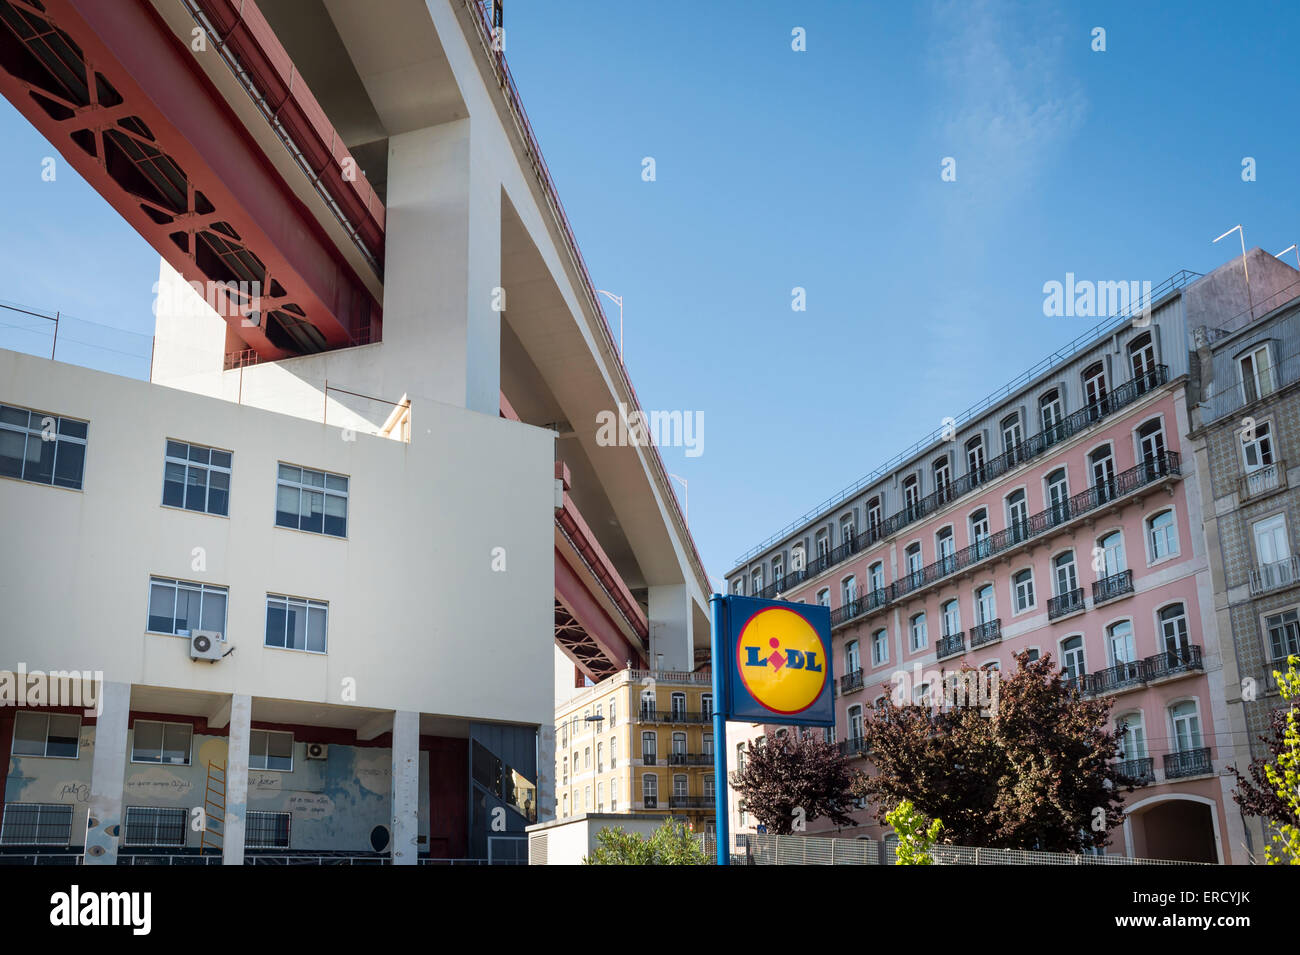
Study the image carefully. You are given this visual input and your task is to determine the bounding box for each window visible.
[264,594,328,653]
[123,806,186,847]
[561,722,568,748]
[643,774,658,808]
[933,457,952,497]
[909,612,928,651]
[1238,343,1276,404]
[942,599,960,636]
[562,794,568,817]
[817,588,830,607]
[1242,420,1275,472]
[642,732,657,762]
[771,557,784,587]
[611,739,618,768]
[0,404,87,490]
[584,746,591,769]
[841,576,857,607]
[1024,648,1040,662]
[249,730,293,771]
[905,542,923,584]
[846,639,861,673]
[966,435,986,480]
[841,515,856,546]
[162,440,231,515]
[816,531,830,560]
[975,584,996,624]
[937,527,955,573]
[562,756,568,785]
[1253,514,1290,568]
[703,776,715,799]
[903,475,920,515]
[131,721,192,765]
[1107,620,1136,665]
[1054,551,1078,595]
[670,692,686,719]
[752,569,763,594]
[611,780,618,812]
[585,786,592,810]
[1147,510,1178,560]
[1083,362,1108,416]
[673,774,688,799]
[275,463,348,537]
[12,712,80,758]
[1090,445,1116,501]
[246,810,291,848]
[1160,604,1189,655]
[0,803,74,845]
[1007,489,1029,541]
[1001,413,1023,453]
[1266,609,1300,661]
[870,628,889,666]
[970,509,990,557]
[1099,530,1126,576]
[1129,332,1156,390]
[147,577,228,637]
[1013,569,1035,612]
[866,498,882,535]
[1170,701,1202,752]
[1040,389,1064,439]
[791,544,805,572]
[1117,711,1147,759]
[1061,636,1086,681]
[702,693,714,720]
[597,742,604,772]
[848,704,863,740]
[1046,468,1070,524]
[736,742,746,773]
[732,578,744,596]
[868,562,885,594]
[597,782,605,811]
[703,733,714,756]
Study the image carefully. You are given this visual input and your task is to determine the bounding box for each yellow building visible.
[554,669,716,834]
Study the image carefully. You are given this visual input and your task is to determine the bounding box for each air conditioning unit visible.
[305,742,329,761]
[189,630,225,662]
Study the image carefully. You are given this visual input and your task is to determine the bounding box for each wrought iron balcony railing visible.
[1092,569,1134,605]
[1163,747,1213,779]
[745,367,1172,601]
[660,711,710,724]
[1249,555,1300,596]
[969,619,1002,648]
[1048,588,1085,620]
[838,736,868,757]
[840,669,864,694]
[1116,756,1155,786]
[937,632,966,660]
[1144,644,1203,681]
[666,753,712,766]
[641,753,657,765]
[668,796,714,809]
[1083,660,1147,695]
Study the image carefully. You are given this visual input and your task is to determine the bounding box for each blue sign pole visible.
[709,593,730,866]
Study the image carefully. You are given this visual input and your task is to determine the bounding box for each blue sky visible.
[1,0,1297,586]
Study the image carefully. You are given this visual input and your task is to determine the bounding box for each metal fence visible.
[701,833,1214,866]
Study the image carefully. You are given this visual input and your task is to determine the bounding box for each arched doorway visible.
[1124,795,1221,863]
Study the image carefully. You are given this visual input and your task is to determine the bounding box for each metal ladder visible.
[199,760,226,856]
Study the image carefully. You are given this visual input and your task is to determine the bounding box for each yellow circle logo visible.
[736,607,828,715]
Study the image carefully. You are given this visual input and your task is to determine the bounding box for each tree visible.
[1228,674,1300,833]
[886,799,942,865]
[1248,656,1300,865]
[855,651,1131,852]
[583,819,708,865]
[729,731,861,834]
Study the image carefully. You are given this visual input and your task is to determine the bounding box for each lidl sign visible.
[720,595,833,726]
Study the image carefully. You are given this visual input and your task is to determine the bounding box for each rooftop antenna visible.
[1276,245,1300,271]
[1213,224,1253,321]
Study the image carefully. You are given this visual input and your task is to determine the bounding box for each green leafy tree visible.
[729,731,861,834]
[886,799,942,865]
[1261,657,1300,865]
[855,652,1130,852]
[583,819,708,865]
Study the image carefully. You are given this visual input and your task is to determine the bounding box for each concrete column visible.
[222,694,251,865]
[390,710,420,865]
[536,723,556,823]
[648,584,692,672]
[83,681,129,864]
[384,119,501,415]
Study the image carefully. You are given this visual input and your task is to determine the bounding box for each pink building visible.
[723,258,1300,864]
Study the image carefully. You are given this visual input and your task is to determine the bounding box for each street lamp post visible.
[596,289,623,362]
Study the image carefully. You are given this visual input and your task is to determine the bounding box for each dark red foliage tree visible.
[729,732,861,835]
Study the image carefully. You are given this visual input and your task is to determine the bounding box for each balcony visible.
[641,753,658,766]
[1249,555,1300,596]
[1083,660,1146,696]
[668,796,714,810]
[661,710,710,725]
[969,619,1002,649]
[841,669,865,694]
[1144,645,1203,683]
[666,753,712,767]
[838,736,868,757]
[1047,588,1085,620]
[937,632,966,660]
[826,452,1181,632]
[1116,757,1155,786]
[1092,570,1134,606]
[1240,460,1286,502]
[1163,747,1213,780]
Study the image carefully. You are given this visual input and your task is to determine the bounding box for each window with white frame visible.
[1040,389,1064,435]
[702,693,713,719]
[1007,489,1029,540]
[869,562,885,593]
[1160,603,1189,655]
[1241,420,1275,473]
[966,435,986,478]
[1129,331,1156,385]
[562,756,568,784]
[1266,609,1300,661]
[585,785,592,810]
[162,440,231,515]
[791,543,805,571]
[1253,514,1290,570]
[1054,551,1078,596]
[772,556,784,586]
[872,628,888,666]
[597,781,605,811]
[903,475,920,513]
[703,775,715,799]
[597,742,604,772]
[909,612,928,651]
[584,746,590,769]
[673,774,688,799]
[611,779,618,811]
[1083,362,1108,410]
[816,530,830,559]
[1013,569,1034,611]
[817,588,830,607]
[937,527,955,572]
[942,599,960,636]
[1147,510,1178,560]
[841,515,856,545]
[611,738,618,768]
[1170,701,1202,752]
[0,403,87,490]
[1061,635,1085,681]
[848,704,863,740]
[275,463,348,537]
[1107,620,1136,665]
[905,542,923,581]
[562,793,568,817]
[732,578,744,595]
[846,639,861,673]
[246,810,291,848]
[12,712,80,758]
[249,729,293,771]
[0,803,74,845]
[123,806,187,847]
[752,568,763,593]
[970,509,990,555]
[643,774,658,807]
[1137,419,1166,470]
[933,457,951,494]
[1099,530,1126,576]
[642,731,657,761]
[867,498,882,534]
[1117,711,1147,759]
[264,594,328,653]
[1238,343,1276,404]
[976,584,996,623]
[1001,413,1022,452]
[147,577,228,637]
[1046,468,1069,521]
[842,575,857,606]
[131,721,192,765]
[703,733,713,756]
